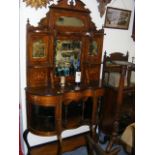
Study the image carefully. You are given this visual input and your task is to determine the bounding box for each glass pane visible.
[89,41,98,56]
[55,40,81,76]
[30,104,55,132]
[32,39,46,58]
[56,16,84,27]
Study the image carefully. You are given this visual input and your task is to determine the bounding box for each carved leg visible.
[23,129,31,155]
[81,100,85,122]
[106,120,119,152]
[85,135,94,155]
[91,94,98,141]
[57,134,62,155]
[95,97,103,142]
[91,125,96,141]
[64,105,68,126]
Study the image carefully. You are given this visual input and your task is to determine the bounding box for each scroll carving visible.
[97,0,112,17]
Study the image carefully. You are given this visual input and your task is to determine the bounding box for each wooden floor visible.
[30,132,89,155]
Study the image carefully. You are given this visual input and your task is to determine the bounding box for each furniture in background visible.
[103,51,135,90]
[106,122,135,155]
[99,51,135,154]
[99,51,135,142]
[86,135,120,155]
[120,123,135,154]
[23,0,105,154]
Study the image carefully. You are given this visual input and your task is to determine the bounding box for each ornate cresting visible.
[23,0,112,13]
[97,0,112,17]
[23,0,77,9]
[23,0,53,9]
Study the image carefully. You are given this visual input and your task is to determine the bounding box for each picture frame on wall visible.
[104,7,131,30]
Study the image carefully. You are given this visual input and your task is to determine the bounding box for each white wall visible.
[104,0,135,62]
[20,0,135,154]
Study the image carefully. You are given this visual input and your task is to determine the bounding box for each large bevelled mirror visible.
[55,40,81,76]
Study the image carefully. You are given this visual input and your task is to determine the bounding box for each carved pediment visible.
[28,0,98,32]
[50,0,90,13]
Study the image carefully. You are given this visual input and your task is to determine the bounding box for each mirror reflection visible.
[32,39,46,58]
[56,16,84,27]
[55,40,81,76]
[89,41,98,56]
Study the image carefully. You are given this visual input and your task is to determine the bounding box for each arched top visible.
[50,0,90,13]
[35,0,97,32]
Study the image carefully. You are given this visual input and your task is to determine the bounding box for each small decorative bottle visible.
[75,59,81,86]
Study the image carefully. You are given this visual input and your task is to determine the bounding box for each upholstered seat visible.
[120,123,135,154]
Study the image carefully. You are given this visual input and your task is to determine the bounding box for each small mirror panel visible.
[56,16,84,27]
[89,41,98,56]
[32,39,46,58]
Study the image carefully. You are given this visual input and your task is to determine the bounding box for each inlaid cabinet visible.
[26,0,104,87]
[24,0,105,155]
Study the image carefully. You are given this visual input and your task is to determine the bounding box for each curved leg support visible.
[23,129,31,155]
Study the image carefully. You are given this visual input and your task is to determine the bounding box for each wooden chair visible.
[99,65,127,139]
[104,51,129,62]
[86,135,120,155]
[86,122,135,155]
[99,51,135,144]
[106,122,135,155]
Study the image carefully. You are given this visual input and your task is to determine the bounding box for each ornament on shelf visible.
[23,0,53,9]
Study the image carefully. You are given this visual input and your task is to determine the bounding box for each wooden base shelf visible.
[30,132,89,155]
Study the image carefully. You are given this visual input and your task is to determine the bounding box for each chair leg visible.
[86,135,120,155]
[106,119,119,152]
[23,129,31,155]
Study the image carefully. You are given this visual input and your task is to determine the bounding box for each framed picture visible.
[104,7,131,30]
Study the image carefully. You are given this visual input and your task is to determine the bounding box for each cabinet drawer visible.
[27,94,61,107]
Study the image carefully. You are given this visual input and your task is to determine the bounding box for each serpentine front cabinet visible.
[24,0,104,154]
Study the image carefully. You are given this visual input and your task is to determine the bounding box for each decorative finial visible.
[70,0,74,6]
[27,18,30,26]
[27,18,29,24]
